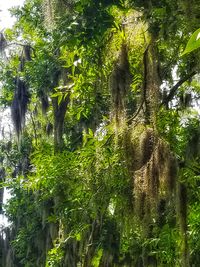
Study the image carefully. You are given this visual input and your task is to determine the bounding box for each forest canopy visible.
[0,0,200,266]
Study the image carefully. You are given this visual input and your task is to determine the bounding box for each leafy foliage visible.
[0,0,200,266]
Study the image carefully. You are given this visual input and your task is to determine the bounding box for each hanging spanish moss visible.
[11,78,29,139]
[18,45,31,72]
[52,69,71,151]
[40,91,49,114]
[121,123,178,226]
[42,0,54,28]
[0,32,7,55]
[11,46,32,139]
[0,167,5,212]
[110,43,132,126]
[42,0,71,28]
[135,132,177,221]
[143,42,161,124]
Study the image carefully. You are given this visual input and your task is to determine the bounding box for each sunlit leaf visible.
[182,28,200,55]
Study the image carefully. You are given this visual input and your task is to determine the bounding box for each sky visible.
[0,0,24,30]
[0,0,24,227]
[0,0,25,139]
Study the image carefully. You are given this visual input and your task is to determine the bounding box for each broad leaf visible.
[182,28,200,55]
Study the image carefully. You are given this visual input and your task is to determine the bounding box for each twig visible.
[161,71,196,106]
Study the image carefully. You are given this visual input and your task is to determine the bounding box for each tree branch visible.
[161,71,196,106]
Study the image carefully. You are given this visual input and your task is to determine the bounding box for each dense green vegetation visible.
[0,0,200,266]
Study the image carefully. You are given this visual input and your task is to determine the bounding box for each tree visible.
[0,0,200,266]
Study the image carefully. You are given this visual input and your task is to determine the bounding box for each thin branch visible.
[161,71,196,106]
[2,42,36,58]
[127,98,144,123]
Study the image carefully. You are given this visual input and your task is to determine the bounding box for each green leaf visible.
[91,248,103,267]
[182,28,200,56]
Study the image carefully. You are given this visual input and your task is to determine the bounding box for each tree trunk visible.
[52,95,70,152]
